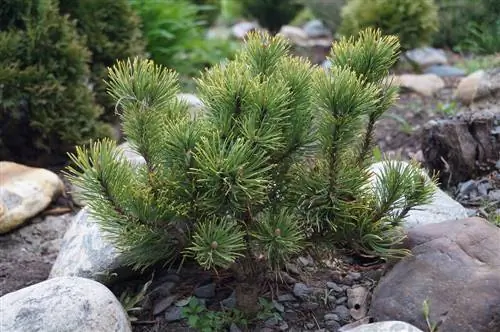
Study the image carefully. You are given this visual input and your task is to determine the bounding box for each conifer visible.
[66,28,437,315]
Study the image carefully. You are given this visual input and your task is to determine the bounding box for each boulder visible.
[422,110,500,186]
[177,93,205,120]
[278,25,309,47]
[0,161,64,233]
[424,65,466,77]
[391,74,445,97]
[303,19,331,38]
[404,47,448,68]
[0,276,131,332]
[370,217,500,332]
[49,208,125,284]
[341,321,424,332]
[231,21,260,39]
[455,68,500,105]
[369,161,468,229]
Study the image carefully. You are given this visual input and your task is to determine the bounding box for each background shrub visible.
[239,0,304,34]
[433,0,500,51]
[59,0,146,122]
[129,0,237,86]
[189,0,221,27]
[339,0,439,52]
[0,0,110,166]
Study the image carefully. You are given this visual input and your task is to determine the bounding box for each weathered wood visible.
[422,109,500,187]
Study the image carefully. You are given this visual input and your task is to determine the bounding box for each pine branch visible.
[184,216,246,270]
[250,208,306,271]
[65,139,184,270]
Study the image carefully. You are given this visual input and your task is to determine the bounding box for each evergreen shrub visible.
[67,28,436,315]
[239,0,304,34]
[189,0,221,27]
[0,0,110,165]
[59,0,146,121]
[433,0,500,50]
[339,0,439,52]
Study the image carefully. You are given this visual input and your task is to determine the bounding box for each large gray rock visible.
[404,47,448,67]
[0,277,131,332]
[369,161,468,229]
[391,74,445,97]
[341,321,424,332]
[49,208,124,283]
[370,217,500,332]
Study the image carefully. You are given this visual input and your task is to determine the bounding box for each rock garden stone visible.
[115,141,146,168]
[303,19,331,38]
[231,21,260,39]
[278,25,309,47]
[370,217,500,332]
[0,161,64,233]
[404,47,448,67]
[391,74,445,97]
[340,321,424,332]
[0,276,132,332]
[177,93,205,119]
[369,161,468,228]
[49,207,125,283]
[456,68,500,105]
[424,64,466,77]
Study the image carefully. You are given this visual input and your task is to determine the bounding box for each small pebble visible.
[326,282,344,293]
[333,305,351,322]
[153,295,176,315]
[302,302,319,310]
[279,321,289,331]
[336,296,348,304]
[293,282,311,298]
[194,283,215,298]
[221,291,236,309]
[325,320,342,329]
[324,313,339,321]
[278,293,296,302]
[347,272,362,281]
[164,306,183,322]
[273,300,285,313]
[265,317,280,327]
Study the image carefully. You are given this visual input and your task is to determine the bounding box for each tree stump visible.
[421,109,500,187]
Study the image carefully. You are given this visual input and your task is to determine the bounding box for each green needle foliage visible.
[66,28,436,315]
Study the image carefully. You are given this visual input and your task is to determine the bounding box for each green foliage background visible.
[59,0,146,121]
[339,0,439,52]
[0,0,110,165]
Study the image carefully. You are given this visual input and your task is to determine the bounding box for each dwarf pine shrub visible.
[0,0,110,165]
[67,28,436,315]
[339,0,439,52]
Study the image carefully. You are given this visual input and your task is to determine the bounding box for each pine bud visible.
[211,241,218,249]
[274,228,281,236]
